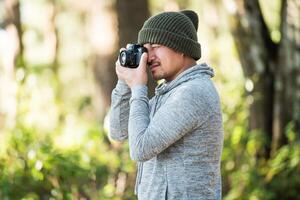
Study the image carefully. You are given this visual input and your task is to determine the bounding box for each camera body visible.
[119,44,147,68]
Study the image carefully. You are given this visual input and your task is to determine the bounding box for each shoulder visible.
[175,78,214,98]
[173,78,220,108]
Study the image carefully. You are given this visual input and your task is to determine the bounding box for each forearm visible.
[128,85,151,161]
[109,80,131,141]
[128,86,208,162]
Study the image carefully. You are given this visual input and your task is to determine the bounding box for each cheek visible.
[164,54,178,68]
[159,54,170,67]
[155,49,176,69]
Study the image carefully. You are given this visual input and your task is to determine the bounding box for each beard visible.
[148,61,164,80]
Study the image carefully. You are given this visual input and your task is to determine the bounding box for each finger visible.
[115,65,125,80]
[119,47,126,52]
[116,59,121,67]
[115,64,122,74]
[138,52,148,70]
[116,64,128,75]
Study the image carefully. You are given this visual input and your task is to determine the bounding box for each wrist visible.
[130,84,148,103]
[129,80,147,88]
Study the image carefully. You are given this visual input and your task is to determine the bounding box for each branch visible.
[227,0,277,77]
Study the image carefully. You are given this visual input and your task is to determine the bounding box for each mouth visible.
[149,62,160,70]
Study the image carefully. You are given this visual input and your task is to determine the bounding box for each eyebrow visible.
[151,44,161,48]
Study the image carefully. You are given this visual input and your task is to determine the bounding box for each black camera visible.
[119,44,147,68]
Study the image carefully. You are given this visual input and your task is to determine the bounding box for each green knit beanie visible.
[138,10,201,60]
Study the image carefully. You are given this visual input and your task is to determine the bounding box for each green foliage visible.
[0,123,136,200]
[1,0,298,199]
[222,124,300,200]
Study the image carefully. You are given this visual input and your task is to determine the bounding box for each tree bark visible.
[92,0,154,122]
[1,0,23,128]
[47,0,62,101]
[116,0,156,97]
[274,0,300,153]
[224,0,300,157]
[3,0,24,69]
[89,1,118,122]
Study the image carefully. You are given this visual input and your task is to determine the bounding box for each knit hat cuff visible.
[138,28,201,60]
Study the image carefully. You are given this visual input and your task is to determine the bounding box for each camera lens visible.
[119,51,127,66]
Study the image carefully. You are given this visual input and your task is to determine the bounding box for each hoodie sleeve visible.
[109,80,131,141]
[128,83,211,162]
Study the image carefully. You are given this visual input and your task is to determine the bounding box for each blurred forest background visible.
[0,0,299,199]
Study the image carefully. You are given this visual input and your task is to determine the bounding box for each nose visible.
[147,48,155,63]
[143,43,155,64]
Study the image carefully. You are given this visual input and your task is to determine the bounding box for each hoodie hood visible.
[155,63,214,95]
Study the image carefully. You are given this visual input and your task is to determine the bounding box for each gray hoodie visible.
[110,63,223,200]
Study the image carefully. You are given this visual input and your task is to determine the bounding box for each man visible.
[109,10,223,200]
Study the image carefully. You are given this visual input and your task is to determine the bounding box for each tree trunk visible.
[88,1,118,122]
[91,0,154,122]
[116,0,156,97]
[224,0,300,157]
[274,0,300,154]
[93,53,118,121]
[3,0,24,69]
[1,0,23,128]
[47,0,62,102]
